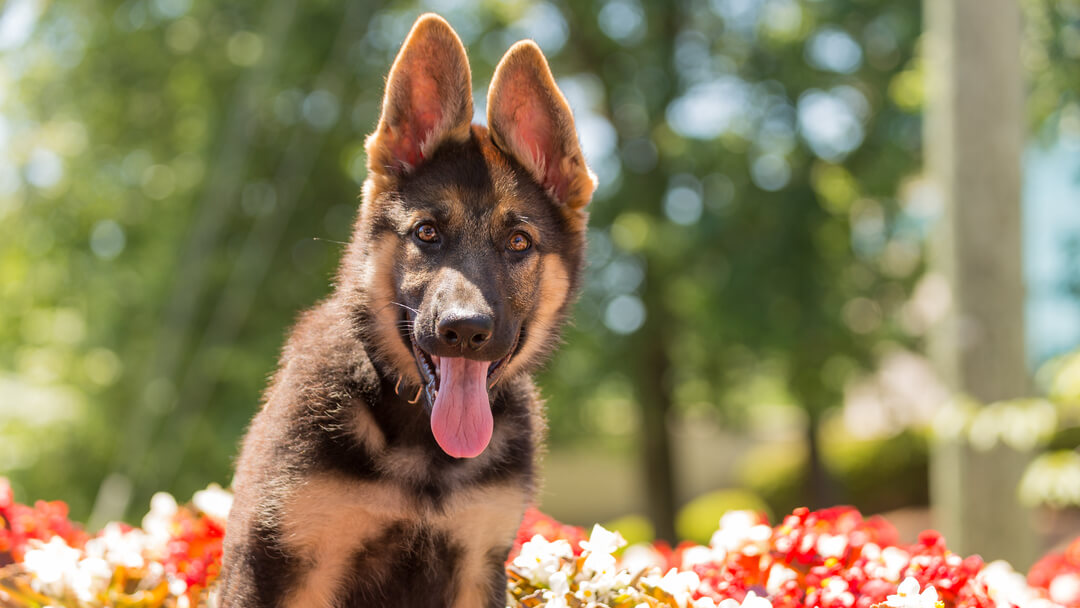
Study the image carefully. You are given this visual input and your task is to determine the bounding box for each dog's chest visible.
[278,473,526,607]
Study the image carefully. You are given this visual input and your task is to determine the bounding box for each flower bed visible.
[1,478,1078,608]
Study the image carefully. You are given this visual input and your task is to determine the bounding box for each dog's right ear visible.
[365,14,473,177]
[487,41,596,211]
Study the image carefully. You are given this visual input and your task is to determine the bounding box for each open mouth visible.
[397,311,522,459]
[397,310,522,411]
[408,330,518,410]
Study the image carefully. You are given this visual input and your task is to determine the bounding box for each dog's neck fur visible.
[262,297,542,500]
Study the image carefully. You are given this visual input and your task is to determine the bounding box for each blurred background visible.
[1,0,1079,568]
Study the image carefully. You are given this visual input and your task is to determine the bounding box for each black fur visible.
[219,13,592,607]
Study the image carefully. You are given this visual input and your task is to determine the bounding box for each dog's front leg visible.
[218,521,300,608]
[448,545,514,608]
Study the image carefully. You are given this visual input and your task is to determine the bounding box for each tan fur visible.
[361,232,421,387]
[505,254,570,378]
[437,485,529,607]
[279,476,411,608]
[278,474,526,607]
[348,395,387,454]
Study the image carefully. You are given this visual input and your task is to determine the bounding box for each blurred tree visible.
[1025,0,1080,354]
[924,0,1080,569]
[5,0,1070,539]
[0,0,925,530]
[551,0,924,538]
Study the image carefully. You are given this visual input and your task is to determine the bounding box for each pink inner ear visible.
[509,101,557,169]
[389,70,445,167]
[498,77,567,198]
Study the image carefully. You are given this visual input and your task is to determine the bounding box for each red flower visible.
[1027,534,1080,607]
[162,506,227,602]
[898,529,984,606]
[508,507,588,562]
[0,479,87,564]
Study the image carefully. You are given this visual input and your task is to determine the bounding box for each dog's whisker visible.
[373,300,406,315]
[389,301,420,314]
[394,376,403,396]
[407,386,422,404]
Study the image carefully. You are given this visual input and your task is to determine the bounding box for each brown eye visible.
[415,223,439,243]
[507,232,531,252]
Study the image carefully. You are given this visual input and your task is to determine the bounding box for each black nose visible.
[438,312,493,350]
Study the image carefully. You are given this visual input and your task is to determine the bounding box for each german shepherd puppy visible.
[218,13,595,608]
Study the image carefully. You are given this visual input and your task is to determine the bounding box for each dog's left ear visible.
[366,13,473,176]
[488,41,597,210]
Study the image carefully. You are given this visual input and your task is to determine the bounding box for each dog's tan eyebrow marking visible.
[494,210,543,246]
[402,205,453,230]
[501,210,533,227]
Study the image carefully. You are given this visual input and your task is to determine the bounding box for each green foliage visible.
[1019,449,1080,508]
[1,0,1076,530]
[821,427,929,515]
[736,426,928,518]
[602,513,656,547]
[951,349,1080,510]
[734,441,807,518]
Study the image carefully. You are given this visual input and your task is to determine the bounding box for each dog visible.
[217,13,596,608]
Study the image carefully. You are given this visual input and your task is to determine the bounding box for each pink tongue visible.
[430,357,493,458]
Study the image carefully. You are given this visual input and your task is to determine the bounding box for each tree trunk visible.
[637,278,679,542]
[924,0,1036,569]
[804,411,836,510]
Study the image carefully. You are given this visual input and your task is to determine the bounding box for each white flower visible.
[23,537,82,597]
[544,570,572,608]
[881,547,912,580]
[511,535,573,584]
[142,491,178,543]
[576,565,641,602]
[85,522,153,568]
[885,577,940,608]
[860,544,911,582]
[742,591,774,608]
[718,591,775,608]
[641,568,701,608]
[980,561,1029,601]
[1050,572,1080,606]
[681,544,719,569]
[710,511,773,558]
[579,524,626,578]
[821,577,856,607]
[580,524,626,558]
[170,576,190,596]
[978,560,1067,608]
[68,556,112,603]
[549,570,570,596]
[817,533,848,559]
[21,536,114,602]
[623,542,668,571]
[193,483,233,521]
[765,563,798,595]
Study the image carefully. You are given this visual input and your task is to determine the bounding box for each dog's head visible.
[341,14,595,459]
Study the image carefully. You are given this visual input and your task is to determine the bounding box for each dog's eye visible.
[507,232,531,252]
[415,223,439,243]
